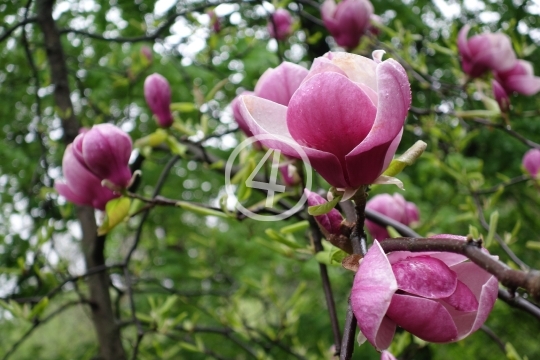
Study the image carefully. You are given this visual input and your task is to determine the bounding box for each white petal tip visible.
[372,50,386,63]
[373,175,404,190]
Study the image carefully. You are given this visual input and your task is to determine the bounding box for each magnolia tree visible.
[1,0,540,359]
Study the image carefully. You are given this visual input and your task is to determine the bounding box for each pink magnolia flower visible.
[522,148,540,178]
[492,80,510,112]
[231,62,308,137]
[457,25,517,78]
[268,9,293,40]
[305,189,343,235]
[141,46,152,62]
[55,124,133,210]
[238,51,411,191]
[365,193,419,241]
[351,235,498,350]
[144,73,173,128]
[321,0,374,49]
[494,60,540,96]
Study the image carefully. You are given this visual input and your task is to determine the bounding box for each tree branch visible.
[379,237,540,301]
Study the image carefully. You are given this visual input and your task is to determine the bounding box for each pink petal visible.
[82,124,132,187]
[304,189,343,234]
[442,279,479,312]
[323,52,378,91]
[387,251,468,267]
[381,350,397,360]
[457,25,471,59]
[386,294,459,342]
[345,59,411,187]
[254,62,308,106]
[448,262,499,339]
[351,241,398,351]
[239,95,350,188]
[303,57,348,84]
[523,148,540,177]
[287,72,377,166]
[231,91,255,136]
[55,181,92,205]
[502,75,540,96]
[392,256,458,298]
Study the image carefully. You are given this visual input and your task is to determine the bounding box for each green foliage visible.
[1,0,540,358]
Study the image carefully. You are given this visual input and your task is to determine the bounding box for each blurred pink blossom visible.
[457,25,517,78]
[321,0,374,49]
[494,60,540,96]
[268,9,293,40]
[144,73,173,128]
[523,148,540,178]
[365,193,419,241]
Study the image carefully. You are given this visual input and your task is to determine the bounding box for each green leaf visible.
[170,102,197,112]
[205,78,229,102]
[280,221,309,234]
[505,342,523,360]
[485,211,499,248]
[308,195,341,216]
[166,135,187,156]
[98,197,131,235]
[134,129,168,148]
[176,201,228,218]
[525,241,540,251]
[265,229,303,249]
[28,297,49,319]
[315,245,347,266]
[383,140,428,177]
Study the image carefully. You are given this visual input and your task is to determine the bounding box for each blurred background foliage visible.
[0,0,540,359]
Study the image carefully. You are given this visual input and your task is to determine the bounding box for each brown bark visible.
[36,0,126,358]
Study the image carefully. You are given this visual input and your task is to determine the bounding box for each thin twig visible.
[340,187,369,360]
[309,218,342,354]
[471,193,529,270]
[123,155,180,358]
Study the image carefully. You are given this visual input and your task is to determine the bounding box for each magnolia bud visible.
[55,124,132,210]
[268,9,293,40]
[523,148,540,178]
[144,73,173,128]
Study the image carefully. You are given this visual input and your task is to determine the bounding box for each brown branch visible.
[0,17,37,43]
[309,217,342,354]
[36,0,126,358]
[471,193,528,270]
[58,0,253,43]
[379,237,540,301]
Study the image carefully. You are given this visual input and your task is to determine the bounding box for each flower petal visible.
[287,72,377,165]
[502,75,540,96]
[386,294,459,342]
[323,52,378,90]
[392,256,458,298]
[240,95,350,188]
[345,59,410,186]
[254,62,308,106]
[82,124,132,187]
[351,241,398,351]
[442,279,479,312]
